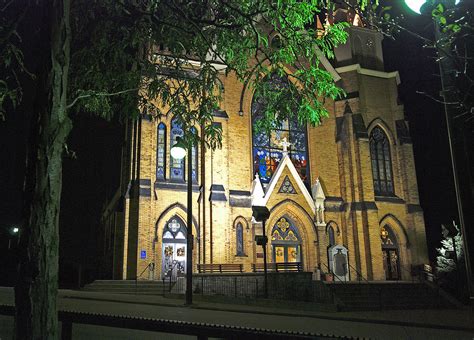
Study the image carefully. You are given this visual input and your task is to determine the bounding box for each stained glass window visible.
[381,225,398,248]
[170,118,185,181]
[236,222,244,256]
[156,123,166,180]
[370,127,394,196]
[252,76,309,185]
[271,216,302,263]
[191,127,198,183]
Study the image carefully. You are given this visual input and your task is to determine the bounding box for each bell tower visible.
[326,1,385,71]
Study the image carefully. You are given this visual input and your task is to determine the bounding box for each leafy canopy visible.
[3,1,374,147]
[67,0,362,148]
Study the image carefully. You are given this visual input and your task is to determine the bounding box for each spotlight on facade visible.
[12,227,19,234]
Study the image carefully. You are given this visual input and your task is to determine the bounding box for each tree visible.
[436,222,466,296]
[1,0,374,338]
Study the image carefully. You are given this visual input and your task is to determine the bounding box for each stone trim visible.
[375,196,405,204]
[407,204,423,213]
[154,181,200,192]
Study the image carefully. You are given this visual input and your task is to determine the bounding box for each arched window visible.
[156,122,166,180]
[327,225,336,247]
[236,222,244,256]
[271,216,302,263]
[190,127,198,183]
[252,75,309,186]
[370,127,394,196]
[170,118,185,181]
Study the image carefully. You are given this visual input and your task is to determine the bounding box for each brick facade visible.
[102,26,429,282]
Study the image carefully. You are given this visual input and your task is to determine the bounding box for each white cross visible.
[280,137,292,153]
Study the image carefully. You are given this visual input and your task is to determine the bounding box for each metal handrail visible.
[162,261,179,294]
[347,263,370,284]
[135,262,155,294]
[320,263,347,284]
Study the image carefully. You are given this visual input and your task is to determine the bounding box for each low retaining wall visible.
[174,272,313,301]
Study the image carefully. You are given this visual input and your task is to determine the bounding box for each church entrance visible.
[271,217,302,264]
[162,216,187,279]
[381,225,400,280]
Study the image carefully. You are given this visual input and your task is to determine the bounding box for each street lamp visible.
[404,0,473,302]
[171,136,194,305]
[252,205,270,299]
[404,0,459,14]
[9,226,19,249]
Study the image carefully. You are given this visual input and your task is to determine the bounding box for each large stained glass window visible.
[252,76,308,185]
[156,122,166,180]
[236,222,244,256]
[170,118,185,181]
[370,127,394,196]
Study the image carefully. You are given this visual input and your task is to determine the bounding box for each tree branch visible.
[67,88,138,109]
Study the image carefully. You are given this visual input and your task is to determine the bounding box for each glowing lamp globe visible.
[12,227,19,233]
[405,0,459,14]
[170,137,187,160]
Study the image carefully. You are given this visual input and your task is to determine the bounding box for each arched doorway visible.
[162,216,187,278]
[271,217,302,264]
[381,225,400,280]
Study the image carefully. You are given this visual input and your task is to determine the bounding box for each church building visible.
[100,9,429,283]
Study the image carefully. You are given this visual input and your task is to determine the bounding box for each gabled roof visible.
[251,153,315,213]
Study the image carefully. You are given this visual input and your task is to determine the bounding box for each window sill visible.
[375,196,405,204]
[235,254,248,258]
[155,181,200,192]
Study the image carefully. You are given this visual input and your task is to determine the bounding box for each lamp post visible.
[171,136,194,305]
[8,226,19,249]
[252,206,270,299]
[405,0,473,302]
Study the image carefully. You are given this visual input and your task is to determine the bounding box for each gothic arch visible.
[379,214,409,248]
[367,118,396,146]
[155,202,199,240]
[233,215,249,230]
[266,200,318,271]
[325,220,340,246]
[269,198,316,236]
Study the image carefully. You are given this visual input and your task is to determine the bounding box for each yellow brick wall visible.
[118,63,429,282]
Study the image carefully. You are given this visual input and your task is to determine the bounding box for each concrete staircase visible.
[82,280,173,295]
[326,282,456,311]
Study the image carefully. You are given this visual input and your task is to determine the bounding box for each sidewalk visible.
[59,289,474,331]
[1,287,473,339]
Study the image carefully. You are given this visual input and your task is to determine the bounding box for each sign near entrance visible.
[140,250,147,259]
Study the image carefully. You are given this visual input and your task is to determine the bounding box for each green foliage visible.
[0,6,32,121]
[65,0,361,148]
[436,225,463,275]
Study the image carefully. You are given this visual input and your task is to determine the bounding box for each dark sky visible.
[0,2,467,283]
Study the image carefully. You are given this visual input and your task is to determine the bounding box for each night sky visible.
[0,2,466,286]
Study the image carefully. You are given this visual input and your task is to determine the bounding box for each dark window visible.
[328,225,335,247]
[370,127,394,196]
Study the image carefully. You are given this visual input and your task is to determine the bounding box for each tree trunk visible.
[15,1,71,339]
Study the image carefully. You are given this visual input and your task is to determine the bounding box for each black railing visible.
[135,262,155,294]
[0,304,344,340]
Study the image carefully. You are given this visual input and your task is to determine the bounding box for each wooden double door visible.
[382,248,400,280]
